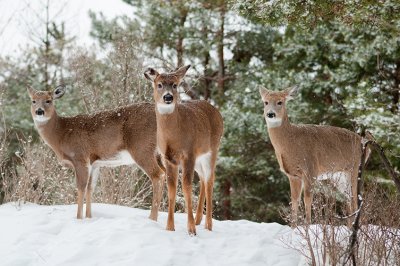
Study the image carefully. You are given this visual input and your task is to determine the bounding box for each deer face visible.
[144,65,190,115]
[259,86,299,128]
[27,86,65,124]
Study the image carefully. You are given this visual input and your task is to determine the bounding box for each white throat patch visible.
[34,115,50,124]
[266,117,282,128]
[157,103,175,115]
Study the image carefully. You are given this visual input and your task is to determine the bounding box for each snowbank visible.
[0,203,302,266]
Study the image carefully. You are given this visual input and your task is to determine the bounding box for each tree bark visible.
[216,1,231,220]
[176,6,187,67]
[217,4,225,98]
[44,0,50,91]
[391,61,400,114]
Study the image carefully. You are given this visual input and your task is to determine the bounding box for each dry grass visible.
[282,180,400,265]
[2,136,161,211]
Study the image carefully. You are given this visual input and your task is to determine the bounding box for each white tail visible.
[27,86,165,220]
[259,86,370,225]
[144,65,224,235]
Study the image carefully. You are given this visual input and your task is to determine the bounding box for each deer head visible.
[27,86,65,124]
[144,65,191,114]
[259,85,299,128]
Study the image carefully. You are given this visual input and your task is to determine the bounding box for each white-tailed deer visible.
[144,65,223,235]
[259,86,370,225]
[27,86,165,220]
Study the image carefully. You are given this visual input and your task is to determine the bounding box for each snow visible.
[0,203,302,266]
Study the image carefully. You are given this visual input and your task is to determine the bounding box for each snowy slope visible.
[0,203,302,266]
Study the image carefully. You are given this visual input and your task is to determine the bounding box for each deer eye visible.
[264,101,268,105]
[172,84,178,89]
[157,83,163,89]
[46,100,52,104]
[277,101,283,106]
[32,100,36,104]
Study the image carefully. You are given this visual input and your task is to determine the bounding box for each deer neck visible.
[155,106,180,146]
[34,112,61,151]
[267,114,293,146]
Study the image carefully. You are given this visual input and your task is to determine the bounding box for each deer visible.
[27,86,165,221]
[144,65,224,235]
[259,86,371,225]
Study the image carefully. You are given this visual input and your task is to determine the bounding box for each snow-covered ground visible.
[0,203,302,266]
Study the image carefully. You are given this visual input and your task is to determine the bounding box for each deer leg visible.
[86,167,99,218]
[134,153,165,221]
[346,171,358,227]
[351,172,358,214]
[75,163,89,219]
[303,181,313,224]
[195,178,205,225]
[182,157,196,235]
[166,163,178,231]
[288,176,302,226]
[149,170,165,221]
[205,173,215,231]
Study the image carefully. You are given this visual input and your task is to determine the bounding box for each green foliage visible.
[232,0,400,32]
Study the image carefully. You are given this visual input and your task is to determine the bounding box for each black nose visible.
[163,94,173,104]
[267,112,276,118]
[36,109,44,116]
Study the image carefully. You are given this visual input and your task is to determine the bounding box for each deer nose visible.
[267,112,276,118]
[163,93,173,104]
[36,109,44,116]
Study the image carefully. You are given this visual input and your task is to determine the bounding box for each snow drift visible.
[0,203,302,266]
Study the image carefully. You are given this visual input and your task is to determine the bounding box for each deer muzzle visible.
[36,108,45,116]
[163,93,173,104]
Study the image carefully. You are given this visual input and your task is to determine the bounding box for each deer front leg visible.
[149,170,165,221]
[75,163,89,219]
[288,175,302,227]
[166,163,178,231]
[303,180,313,224]
[195,179,205,225]
[182,157,196,235]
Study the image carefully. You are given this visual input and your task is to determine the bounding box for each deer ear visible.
[258,86,270,98]
[144,68,159,82]
[53,86,65,99]
[174,65,191,79]
[27,86,37,98]
[285,85,299,101]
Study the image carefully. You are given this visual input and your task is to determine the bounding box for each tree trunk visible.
[176,6,187,67]
[217,4,225,98]
[222,179,232,220]
[217,1,231,220]
[203,51,211,100]
[391,60,400,114]
[44,0,50,91]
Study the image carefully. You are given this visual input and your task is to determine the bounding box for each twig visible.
[343,139,400,265]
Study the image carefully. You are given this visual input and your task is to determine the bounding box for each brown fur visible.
[145,65,224,235]
[27,86,164,220]
[259,86,368,225]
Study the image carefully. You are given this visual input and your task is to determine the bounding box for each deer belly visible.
[195,152,212,182]
[317,171,350,197]
[93,150,136,168]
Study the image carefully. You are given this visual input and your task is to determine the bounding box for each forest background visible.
[0,0,399,224]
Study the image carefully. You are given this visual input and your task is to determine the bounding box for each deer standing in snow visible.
[259,86,370,225]
[27,86,165,220]
[144,65,223,235]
